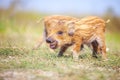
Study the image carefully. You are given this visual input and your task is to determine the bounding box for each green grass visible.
[0,12,120,80]
[0,33,120,80]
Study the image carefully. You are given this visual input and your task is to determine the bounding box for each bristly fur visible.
[34,15,108,61]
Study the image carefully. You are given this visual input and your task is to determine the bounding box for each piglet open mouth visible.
[50,41,58,49]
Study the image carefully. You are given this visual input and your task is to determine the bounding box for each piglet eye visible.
[57,31,63,35]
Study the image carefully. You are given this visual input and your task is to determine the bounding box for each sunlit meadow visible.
[0,8,120,80]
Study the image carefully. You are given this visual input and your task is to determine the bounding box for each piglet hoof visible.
[92,55,98,58]
[73,55,79,62]
[57,53,63,57]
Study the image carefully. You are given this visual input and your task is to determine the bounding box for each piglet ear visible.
[58,20,65,25]
[67,22,75,36]
[68,29,74,36]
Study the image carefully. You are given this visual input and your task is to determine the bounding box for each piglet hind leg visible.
[91,40,99,58]
[97,36,107,60]
[101,44,107,60]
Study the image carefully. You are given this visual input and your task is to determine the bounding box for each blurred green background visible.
[0,0,120,48]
